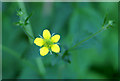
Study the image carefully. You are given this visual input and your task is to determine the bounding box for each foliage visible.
[2,2,118,79]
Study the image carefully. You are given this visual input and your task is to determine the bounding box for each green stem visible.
[69,28,105,51]
[17,1,46,76]
[22,26,34,40]
[18,2,34,44]
[36,57,46,76]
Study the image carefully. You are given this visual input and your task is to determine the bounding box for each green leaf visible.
[102,14,108,26]
[103,20,114,30]
[17,8,24,16]
[25,13,32,25]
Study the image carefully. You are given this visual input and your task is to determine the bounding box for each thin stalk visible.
[68,28,105,51]
[36,57,46,76]
[17,1,46,76]
[22,26,34,40]
[18,2,34,44]
[68,20,113,51]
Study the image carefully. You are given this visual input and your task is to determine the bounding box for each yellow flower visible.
[34,29,60,56]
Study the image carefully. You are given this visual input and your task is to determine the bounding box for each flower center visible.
[43,39,53,48]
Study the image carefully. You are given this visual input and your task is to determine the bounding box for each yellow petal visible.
[34,38,44,47]
[40,47,49,56]
[51,44,60,53]
[43,29,51,39]
[51,35,60,43]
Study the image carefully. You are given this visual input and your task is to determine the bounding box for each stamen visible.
[44,39,53,48]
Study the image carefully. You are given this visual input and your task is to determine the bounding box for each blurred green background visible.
[2,2,118,79]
